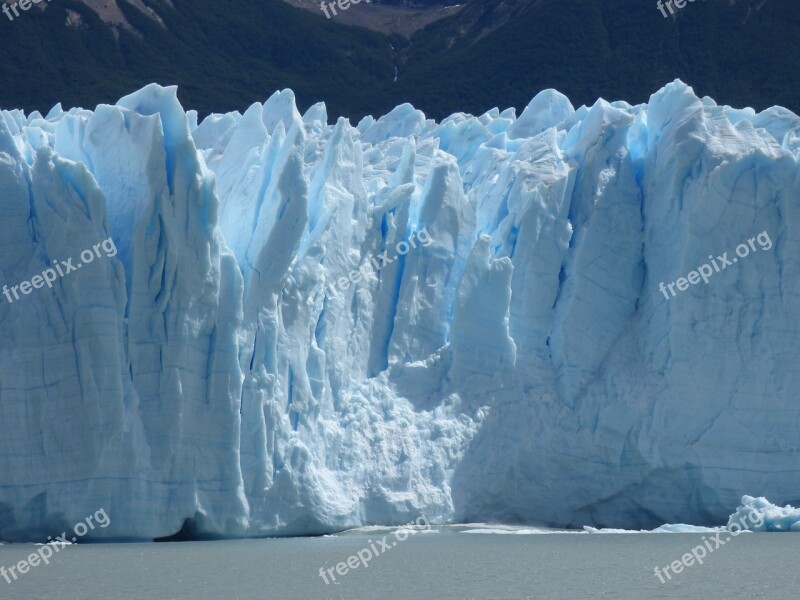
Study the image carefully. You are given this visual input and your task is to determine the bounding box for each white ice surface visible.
[0,80,799,540]
[729,495,800,532]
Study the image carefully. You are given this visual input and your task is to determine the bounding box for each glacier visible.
[0,80,799,541]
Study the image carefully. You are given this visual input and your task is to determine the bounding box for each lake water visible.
[1,525,797,599]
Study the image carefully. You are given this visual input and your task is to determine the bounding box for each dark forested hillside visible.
[0,0,798,121]
[395,0,800,118]
[0,0,395,118]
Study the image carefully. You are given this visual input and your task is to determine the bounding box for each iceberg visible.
[728,495,800,532]
[0,80,799,540]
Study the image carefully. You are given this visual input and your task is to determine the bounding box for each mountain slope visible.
[282,0,465,36]
[0,0,395,119]
[393,0,800,118]
[0,0,798,134]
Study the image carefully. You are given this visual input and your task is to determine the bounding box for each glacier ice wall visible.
[0,80,799,540]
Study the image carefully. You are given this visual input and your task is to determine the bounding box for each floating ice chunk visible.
[728,496,800,532]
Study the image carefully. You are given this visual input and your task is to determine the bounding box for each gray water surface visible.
[0,526,797,599]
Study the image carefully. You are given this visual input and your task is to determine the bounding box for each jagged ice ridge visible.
[0,80,799,540]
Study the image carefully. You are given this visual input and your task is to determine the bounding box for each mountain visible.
[0,0,396,119]
[0,0,798,121]
[392,0,800,118]
[0,80,798,540]
[282,0,465,37]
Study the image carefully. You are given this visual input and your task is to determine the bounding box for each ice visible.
[0,80,799,541]
[461,528,553,535]
[729,496,800,532]
[582,525,722,534]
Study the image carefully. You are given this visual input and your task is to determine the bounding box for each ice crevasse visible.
[0,79,798,540]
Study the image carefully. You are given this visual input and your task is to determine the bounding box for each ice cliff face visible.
[0,80,798,540]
